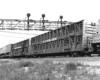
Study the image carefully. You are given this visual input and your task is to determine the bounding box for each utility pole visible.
[27,13,31,30]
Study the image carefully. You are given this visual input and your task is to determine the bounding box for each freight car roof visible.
[0,44,12,54]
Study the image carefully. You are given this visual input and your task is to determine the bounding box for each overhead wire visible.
[0,30,40,35]
[0,30,48,39]
[0,34,29,39]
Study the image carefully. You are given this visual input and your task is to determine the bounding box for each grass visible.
[18,61,34,68]
[0,60,99,80]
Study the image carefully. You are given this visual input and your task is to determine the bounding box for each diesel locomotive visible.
[0,20,100,58]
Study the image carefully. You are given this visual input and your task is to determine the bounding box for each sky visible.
[0,0,100,48]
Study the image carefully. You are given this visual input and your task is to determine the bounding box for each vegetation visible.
[18,61,34,68]
[0,60,99,80]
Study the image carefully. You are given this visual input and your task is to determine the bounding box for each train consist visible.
[0,20,100,58]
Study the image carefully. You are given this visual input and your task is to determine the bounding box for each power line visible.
[0,34,30,39]
[0,30,40,35]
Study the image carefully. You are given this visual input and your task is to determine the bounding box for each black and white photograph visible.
[0,0,100,80]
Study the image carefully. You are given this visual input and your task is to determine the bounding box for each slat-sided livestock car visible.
[30,20,98,57]
[11,39,29,57]
[0,44,12,58]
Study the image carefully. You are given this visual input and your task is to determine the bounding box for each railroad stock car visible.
[31,20,98,57]
[11,39,29,58]
[0,39,30,58]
